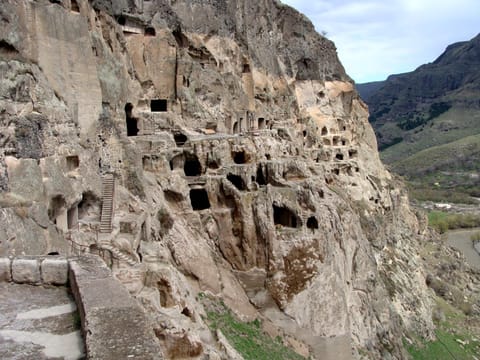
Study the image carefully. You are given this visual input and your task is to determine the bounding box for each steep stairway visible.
[100,174,114,233]
[99,243,138,266]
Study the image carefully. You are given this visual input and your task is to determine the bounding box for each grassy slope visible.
[381,107,480,164]
[377,107,480,203]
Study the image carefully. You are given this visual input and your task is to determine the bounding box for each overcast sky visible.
[281,0,480,83]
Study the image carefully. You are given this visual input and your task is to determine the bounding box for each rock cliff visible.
[0,0,439,358]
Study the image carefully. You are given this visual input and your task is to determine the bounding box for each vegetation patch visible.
[200,295,306,360]
[428,211,480,233]
[405,298,480,359]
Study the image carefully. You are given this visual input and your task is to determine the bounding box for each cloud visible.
[281,0,480,82]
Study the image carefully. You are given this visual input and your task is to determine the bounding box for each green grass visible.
[405,298,480,359]
[405,329,480,360]
[202,298,305,360]
[381,107,480,164]
[428,211,480,233]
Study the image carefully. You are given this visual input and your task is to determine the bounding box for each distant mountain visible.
[357,34,480,202]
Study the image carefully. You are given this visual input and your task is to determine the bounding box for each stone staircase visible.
[99,243,138,266]
[100,174,114,233]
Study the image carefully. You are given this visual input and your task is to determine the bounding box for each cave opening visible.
[321,126,328,136]
[336,153,344,161]
[67,205,78,230]
[273,204,299,228]
[307,216,319,230]
[174,133,188,147]
[71,0,80,12]
[145,27,156,36]
[117,16,126,26]
[151,99,167,112]
[258,118,265,130]
[190,189,210,210]
[227,174,246,191]
[233,121,239,134]
[349,149,358,159]
[125,103,138,136]
[242,63,251,73]
[232,150,247,164]
[78,192,98,220]
[66,155,79,171]
[256,165,267,185]
[184,155,202,176]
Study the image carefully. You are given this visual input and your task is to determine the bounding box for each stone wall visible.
[0,255,163,360]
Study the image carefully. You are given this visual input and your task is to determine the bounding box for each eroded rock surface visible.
[0,0,452,358]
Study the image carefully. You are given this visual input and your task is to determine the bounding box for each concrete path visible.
[0,283,84,360]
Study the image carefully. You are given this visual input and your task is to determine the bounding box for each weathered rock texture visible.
[0,0,440,358]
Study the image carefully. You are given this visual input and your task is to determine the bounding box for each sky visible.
[281,0,480,83]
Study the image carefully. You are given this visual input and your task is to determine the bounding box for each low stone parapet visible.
[0,256,69,285]
[69,255,163,359]
[0,254,163,359]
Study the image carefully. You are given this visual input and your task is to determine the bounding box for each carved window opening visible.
[174,133,188,147]
[66,155,79,171]
[125,103,138,136]
[323,138,331,146]
[190,189,210,210]
[71,0,80,12]
[273,205,299,228]
[333,168,340,175]
[233,121,239,134]
[145,27,156,36]
[333,136,340,146]
[67,205,78,230]
[242,63,251,73]
[258,118,265,130]
[307,216,319,230]
[321,126,328,136]
[232,151,247,164]
[227,174,246,191]
[256,165,267,185]
[78,192,98,221]
[184,154,201,176]
[336,153,344,161]
[117,16,126,26]
[349,149,358,159]
[151,99,167,112]
[48,251,60,256]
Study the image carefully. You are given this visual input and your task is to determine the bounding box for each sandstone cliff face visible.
[0,1,435,358]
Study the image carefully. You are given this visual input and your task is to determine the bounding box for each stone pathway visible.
[0,283,84,360]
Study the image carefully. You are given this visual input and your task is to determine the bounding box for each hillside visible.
[357,34,480,202]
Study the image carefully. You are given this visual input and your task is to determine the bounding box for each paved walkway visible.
[0,283,84,360]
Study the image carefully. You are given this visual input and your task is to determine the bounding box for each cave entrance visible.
[256,165,267,185]
[190,189,210,210]
[227,174,246,191]
[66,155,79,171]
[67,205,78,230]
[145,27,156,36]
[273,205,299,228]
[78,192,99,221]
[184,154,202,176]
[71,0,80,12]
[258,118,265,130]
[307,216,319,230]
[174,133,188,147]
[151,99,167,112]
[125,103,138,136]
[321,126,328,136]
[233,121,239,134]
[232,150,247,164]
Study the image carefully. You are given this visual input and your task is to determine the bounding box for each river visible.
[445,228,480,269]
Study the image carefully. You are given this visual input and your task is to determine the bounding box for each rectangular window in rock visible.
[151,99,167,112]
[66,155,79,171]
